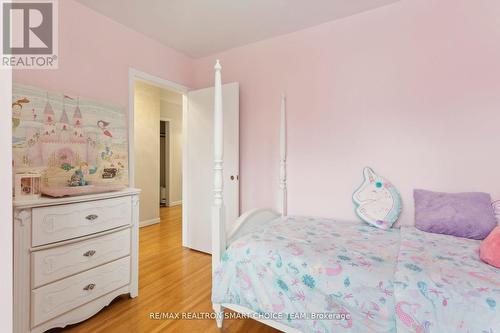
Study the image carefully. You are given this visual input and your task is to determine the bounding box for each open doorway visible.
[129,69,187,231]
[159,89,183,209]
[129,69,239,253]
[160,119,170,207]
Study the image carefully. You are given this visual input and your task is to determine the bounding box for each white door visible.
[184,82,239,253]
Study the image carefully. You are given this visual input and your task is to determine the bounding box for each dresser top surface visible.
[13,187,141,209]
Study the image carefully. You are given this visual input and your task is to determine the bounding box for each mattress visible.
[212,216,401,332]
[212,216,500,332]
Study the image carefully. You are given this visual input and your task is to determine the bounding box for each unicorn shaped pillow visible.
[352,167,402,229]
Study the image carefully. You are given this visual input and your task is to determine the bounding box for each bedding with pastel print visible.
[394,226,499,333]
[212,216,500,333]
[213,216,400,333]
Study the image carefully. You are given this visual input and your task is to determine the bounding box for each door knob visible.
[230,175,234,180]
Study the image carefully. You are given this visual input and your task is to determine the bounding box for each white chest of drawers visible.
[13,188,140,333]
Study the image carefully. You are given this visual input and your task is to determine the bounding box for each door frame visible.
[159,118,172,206]
[128,68,189,246]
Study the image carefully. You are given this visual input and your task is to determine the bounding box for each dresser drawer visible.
[32,256,130,327]
[32,196,132,247]
[32,228,130,288]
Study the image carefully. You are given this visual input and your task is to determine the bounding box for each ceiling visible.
[76,0,400,58]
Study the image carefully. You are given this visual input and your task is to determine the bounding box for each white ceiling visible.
[76,0,400,58]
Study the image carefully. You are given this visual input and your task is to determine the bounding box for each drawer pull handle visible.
[85,214,98,221]
[83,283,96,291]
[83,250,96,257]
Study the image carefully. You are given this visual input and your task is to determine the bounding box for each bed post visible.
[280,94,287,217]
[212,59,225,328]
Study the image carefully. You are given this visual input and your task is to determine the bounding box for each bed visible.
[209,61,499,332]
[394,227,499,333]
[213,216,400,332]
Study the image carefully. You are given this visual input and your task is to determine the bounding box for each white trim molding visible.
[139,217,161,228]
[168,200,182,207]
[181,94,188,247]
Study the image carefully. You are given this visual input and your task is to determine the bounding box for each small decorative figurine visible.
[15,172,41,201]
[68,171,82,187]
[68,162,89,187]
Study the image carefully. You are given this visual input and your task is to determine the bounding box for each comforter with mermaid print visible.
[212,217,500,332]
[212,216,401,332]
[394,226,499,333]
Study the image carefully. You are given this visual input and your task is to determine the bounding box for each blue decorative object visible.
[352,167,402,229]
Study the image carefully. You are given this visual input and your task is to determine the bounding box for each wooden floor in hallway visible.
[58,206,278,333]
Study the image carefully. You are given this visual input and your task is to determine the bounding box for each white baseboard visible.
[139,217,160,228]
[168,200,182,207]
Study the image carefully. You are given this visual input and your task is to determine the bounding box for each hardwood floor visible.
[60,206,278,333]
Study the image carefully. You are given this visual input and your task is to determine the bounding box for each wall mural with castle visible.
[12,84,128,197]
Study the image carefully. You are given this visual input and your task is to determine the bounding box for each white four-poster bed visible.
[209,60,500,333]
[211,60,294,332]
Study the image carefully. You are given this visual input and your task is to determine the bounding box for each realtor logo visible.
[1,0,58,69]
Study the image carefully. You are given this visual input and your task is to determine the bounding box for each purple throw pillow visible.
[492,200,500,224]
[414,189,497,240]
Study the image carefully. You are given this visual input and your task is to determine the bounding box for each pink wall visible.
[13,0,500,224]
[193,0,500,223]
[13,0,193,107]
